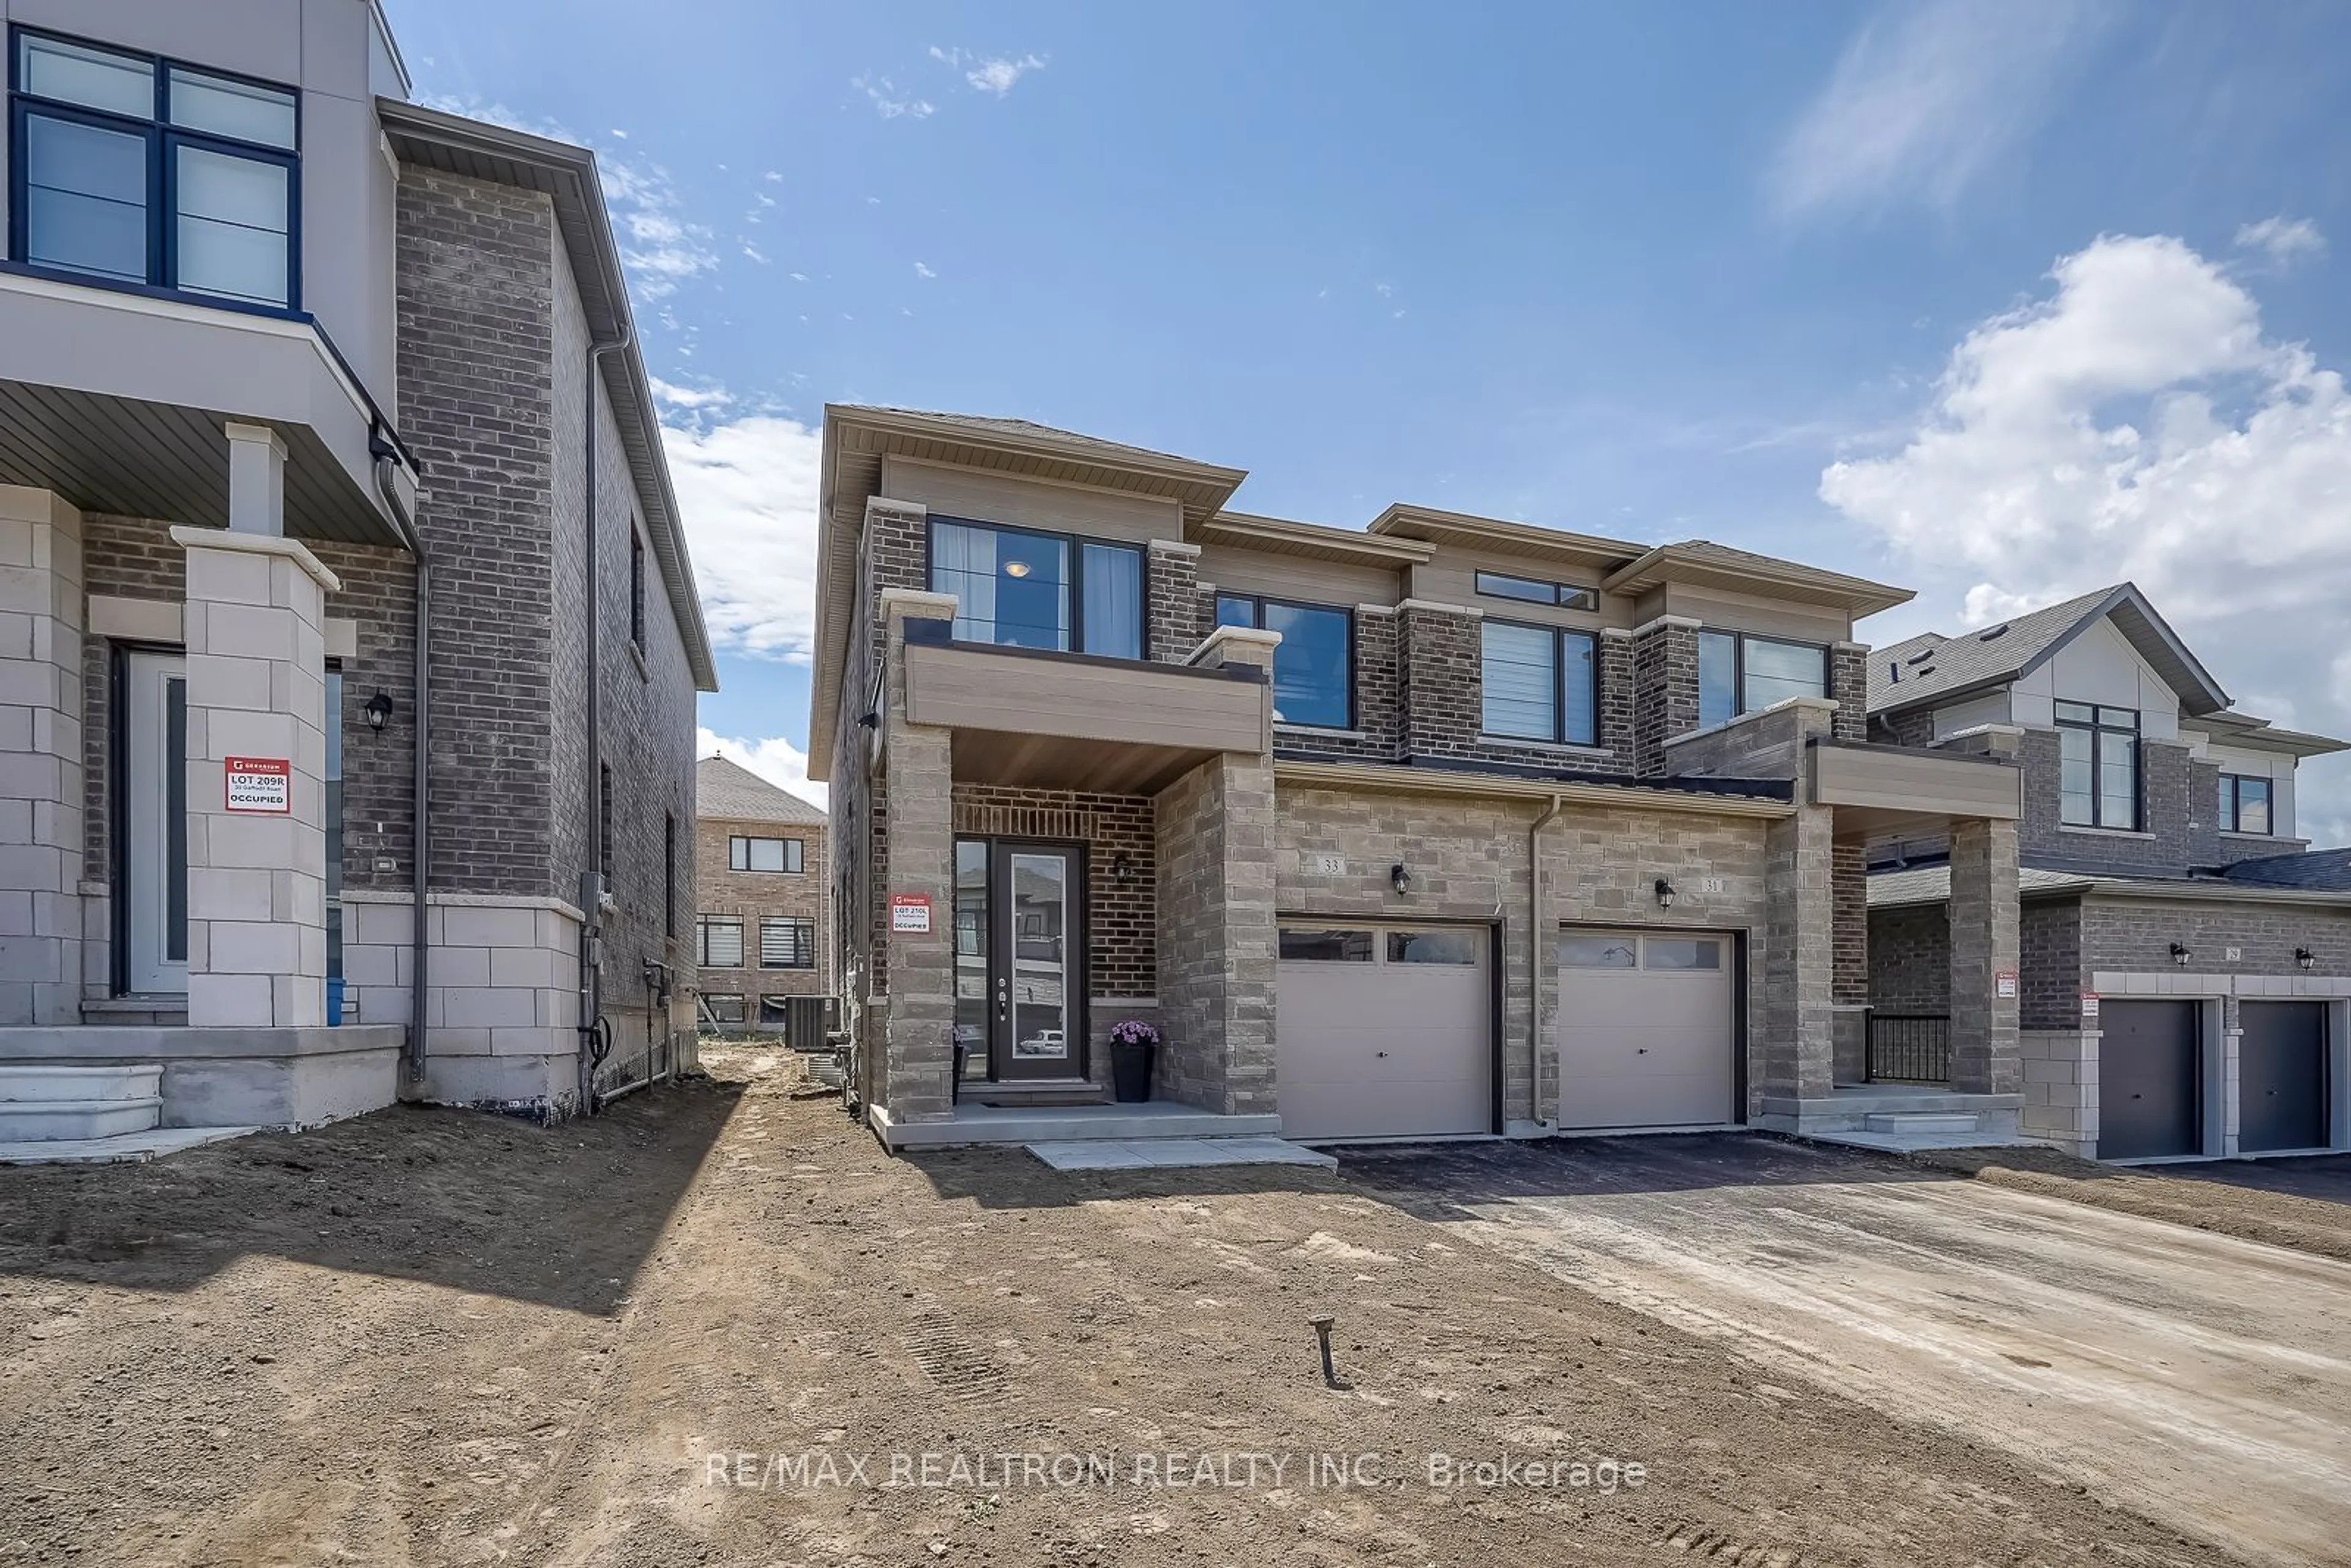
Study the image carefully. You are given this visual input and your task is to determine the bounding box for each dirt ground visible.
[0,1049,2305,1567]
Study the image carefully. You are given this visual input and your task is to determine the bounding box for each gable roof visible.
[696,757,827,826]
[1866,583,2229,718]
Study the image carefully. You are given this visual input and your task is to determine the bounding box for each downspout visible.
[579,326,632,1112]
[370,437,430,1082]
[1529,793,1567,1133]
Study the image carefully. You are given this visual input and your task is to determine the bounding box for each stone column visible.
[879,588,958,1123]
[173,526,338,1030]
[224,423,289,536]
[1830,839,1869,1083]
[1948,816,2021,1094]
[1763,804,1838,1105]
[1153,626,1279,1114]
[0,487,86,1026]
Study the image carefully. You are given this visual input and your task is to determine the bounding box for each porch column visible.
[0,487,86,1026]
[224,422,288,536]
[1948,816,2021,1095]
[172,525,338,1030]
[879,588,959,1122]
[1763,803,1838,1104]
[1153,626,1278,1115]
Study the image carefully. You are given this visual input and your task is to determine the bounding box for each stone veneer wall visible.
[2020,1030,2099,1156]
[0,487,83,1026]
[1153,751,1276,1113]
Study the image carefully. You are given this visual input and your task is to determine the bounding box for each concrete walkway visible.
[1026,1135,1337,1171]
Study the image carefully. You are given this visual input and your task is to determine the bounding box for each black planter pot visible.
[1110,1040,1155,1103]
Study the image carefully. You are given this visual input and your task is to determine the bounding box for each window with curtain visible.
[928,518,1142,658]
[759,917,816,969]
[12,31,299,307]
[697,915,744,969]
[1217,595,1352,728]
[2057,702,2138,829]
[1698,629,1826,728]
[1480,621,1595,745]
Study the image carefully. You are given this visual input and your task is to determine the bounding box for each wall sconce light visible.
[2170,942,2192,968]
[364,691,394,732]
[1390,863,1412,896]
[1654,877,1677,909]
[1112,850,1134,885]
[855,710,880,731]
[2296,947,2317,972]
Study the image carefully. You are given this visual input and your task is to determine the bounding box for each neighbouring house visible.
[693,756,829,1035]
[0,0,718,1149]
[1865,585,2351,1161]
[812,405,2047,1152]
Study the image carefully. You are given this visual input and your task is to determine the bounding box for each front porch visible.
[867,1096,1282,1150]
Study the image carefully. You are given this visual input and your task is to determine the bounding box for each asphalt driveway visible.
[1344,1133,2351,1568]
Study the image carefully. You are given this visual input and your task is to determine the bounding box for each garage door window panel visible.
[1645,937,1722,970]
[1387,929,1478,964]
[1280,927,1373,962]
[1560,934,1638,969]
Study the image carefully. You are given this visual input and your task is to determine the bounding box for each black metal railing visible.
[1867,1012,1951,1084]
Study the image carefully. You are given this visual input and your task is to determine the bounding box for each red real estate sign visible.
[224,756,292,814]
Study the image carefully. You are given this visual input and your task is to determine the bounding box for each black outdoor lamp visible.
[2296,947,2317,972]
[2170,942,2192,967]
[1112,850,1134,885]
[1390,863,1412,896]
[1655,877,1678,909]
[364,691,394,732]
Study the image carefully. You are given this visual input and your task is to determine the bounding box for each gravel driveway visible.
[1346,1133,2351,1568]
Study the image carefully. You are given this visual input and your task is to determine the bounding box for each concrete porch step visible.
[0,1063,164,1103]
[1805,1128,2043,1154]
[871,1100,1283,1151]
[0,1125,261,1165]
[0,1096,164,1141]
[1027,1136,1338,1172]
[963,1078,1111,1109]
[1864,1112,1981,1135]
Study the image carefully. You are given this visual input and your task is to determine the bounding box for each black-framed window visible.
[629,527,646,649]
[730,834,804,874]
[9,28,300,309]
[1697,629,1827,729]
[758,995,793,1027]
[1480,619,1597,745]
[927,516,1142,659]
[2219,771,2273,835]
[704,993,745,1026]
[1473,569,1599,612]
[759,916,816,969]
[2057,701,2139,829]
[1215,593,1352,729]
[697,915,744,969]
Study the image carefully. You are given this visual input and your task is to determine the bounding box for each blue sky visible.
[384,0,2351,840]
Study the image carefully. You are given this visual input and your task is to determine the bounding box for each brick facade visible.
[1827,642,1869,744]
[2017,729,2201,876]
[694,816,830,1018]
[1632,617,1700,776]
[1869,903,1952,1013]
[1146,541,1202,665]
[951,785,1155,998]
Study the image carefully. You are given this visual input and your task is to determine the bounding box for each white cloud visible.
[741,241,770,264]
[648,377,732,411]
[1770,0,2108,219]
[1820,231,2351,841]
[853,73,935,119]
[697,727,828,812]
[660,413,825,664]
[929,46,1049,97]
[913,261,936,279]
[2235,216,2327,266]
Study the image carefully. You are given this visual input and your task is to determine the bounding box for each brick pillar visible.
[1831,839,1869,1082]
[1147,539,1202,664]
[1632,615,1700,776]
[1154,626,1278,1114]
[173,525,337,1029]
[1828,640,1869,743]
[0,486,86,1025]
[1948,816,2021,1095]
[879,588,958,1123]
[1599,628,1634,765]
[1763,805,1837,1105]
[1398,600,1480,760]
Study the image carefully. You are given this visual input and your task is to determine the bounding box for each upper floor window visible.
[1216,594,1352,729]
[928,517,1141,659]
[2057,702,2137,830]
[2219,772,2272,835]
[1481,620,1597,746]
[9,29,299,308]
[1698,630,1826,729]
[759,916,816,969]
[1474,570,1599,612]
[730,835,804,874]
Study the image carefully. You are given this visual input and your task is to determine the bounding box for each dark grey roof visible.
[1867,864,2094,908]
[697,757,827,826]
[1865,583,2229,718]
[2222,847,2351,890]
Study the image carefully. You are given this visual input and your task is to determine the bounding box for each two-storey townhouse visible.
[1865,585,2351,1162]
[0,0,716,1152]
[812,405,2033,1152]
[692,755,829,1035]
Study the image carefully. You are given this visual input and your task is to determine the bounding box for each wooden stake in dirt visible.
[1308,1315,1338,1386]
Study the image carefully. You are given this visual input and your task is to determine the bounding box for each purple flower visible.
[1109,1019,1161,1049]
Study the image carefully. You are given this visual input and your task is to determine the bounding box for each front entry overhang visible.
[0,270,416,548]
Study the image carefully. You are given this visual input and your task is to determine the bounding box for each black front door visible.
[2099,1000,2201,1160]
[951,838,1086,1083]
[2240,1001,2328,1153]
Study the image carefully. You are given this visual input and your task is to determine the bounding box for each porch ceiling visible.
[948,730,1214,795]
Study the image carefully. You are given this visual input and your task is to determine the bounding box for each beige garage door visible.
[1556,930,1736,1131]
[1277,924,1490,1141]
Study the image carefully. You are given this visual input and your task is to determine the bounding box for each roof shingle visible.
[696,756,827,826]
